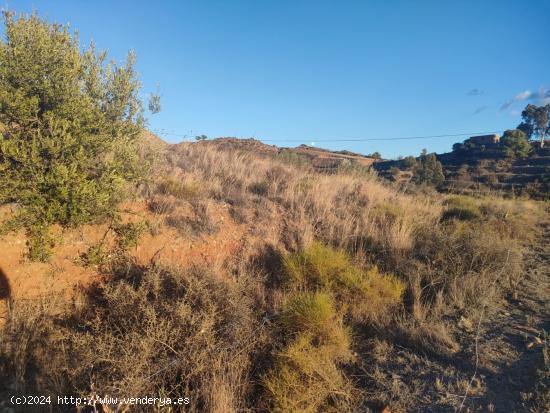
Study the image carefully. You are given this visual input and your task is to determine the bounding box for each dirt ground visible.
[477,220,550,412]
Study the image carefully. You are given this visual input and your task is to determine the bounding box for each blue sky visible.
[3,0,550,158]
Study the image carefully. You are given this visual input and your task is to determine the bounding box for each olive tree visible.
[0,12,145,260]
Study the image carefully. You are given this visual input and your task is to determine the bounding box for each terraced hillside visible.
[374,143,550,199]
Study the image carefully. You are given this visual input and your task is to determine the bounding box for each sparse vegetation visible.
[1,134,545,412]
[0,10,548,413]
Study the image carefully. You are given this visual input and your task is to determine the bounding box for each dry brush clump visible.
[0,259,264,412]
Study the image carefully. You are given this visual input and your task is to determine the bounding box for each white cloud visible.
[514,90,533,100]
[500,87,550,111]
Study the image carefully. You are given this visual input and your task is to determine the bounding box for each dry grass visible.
[1,141,546,412]
[0,259,264,412]
[166,143,440,257]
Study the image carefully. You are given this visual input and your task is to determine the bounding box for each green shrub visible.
[283,242,404,321]
[501,129,532,158]
[113,220,148,250]
[412,150,445,186]
[264,332,353,413]
[265,291,353,412]
[25,224,55,262]
[402,156,417,169]
[0,12,144,260]
[281,292,340,341]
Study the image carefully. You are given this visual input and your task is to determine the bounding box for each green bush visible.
[264,331,353,413]
[0,12,144,260]
[501,129,532,158]
[114,220,148,250]
[264,291,353,412]
[283,241,404,321]
[281,292,340,341]
[402,155,417,169]
[25,224,55,262]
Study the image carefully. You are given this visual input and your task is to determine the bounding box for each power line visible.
[151,130,502,143]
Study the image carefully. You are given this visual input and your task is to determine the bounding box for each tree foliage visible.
[412,149,445,186]
[518,104,550,144]
[368,151,382,159]
[402,155,417,169]
[148,84,161,114]
[501,129,531,158]
[0,12,144,260]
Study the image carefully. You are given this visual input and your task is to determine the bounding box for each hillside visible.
[1,133,549,412]
[438,144,550,198]
[1,9,549,413]
[374,139,550,199]
[187,137,379,172]
[195,136,550,199]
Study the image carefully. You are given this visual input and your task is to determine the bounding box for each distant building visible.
[467,134,500,146]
